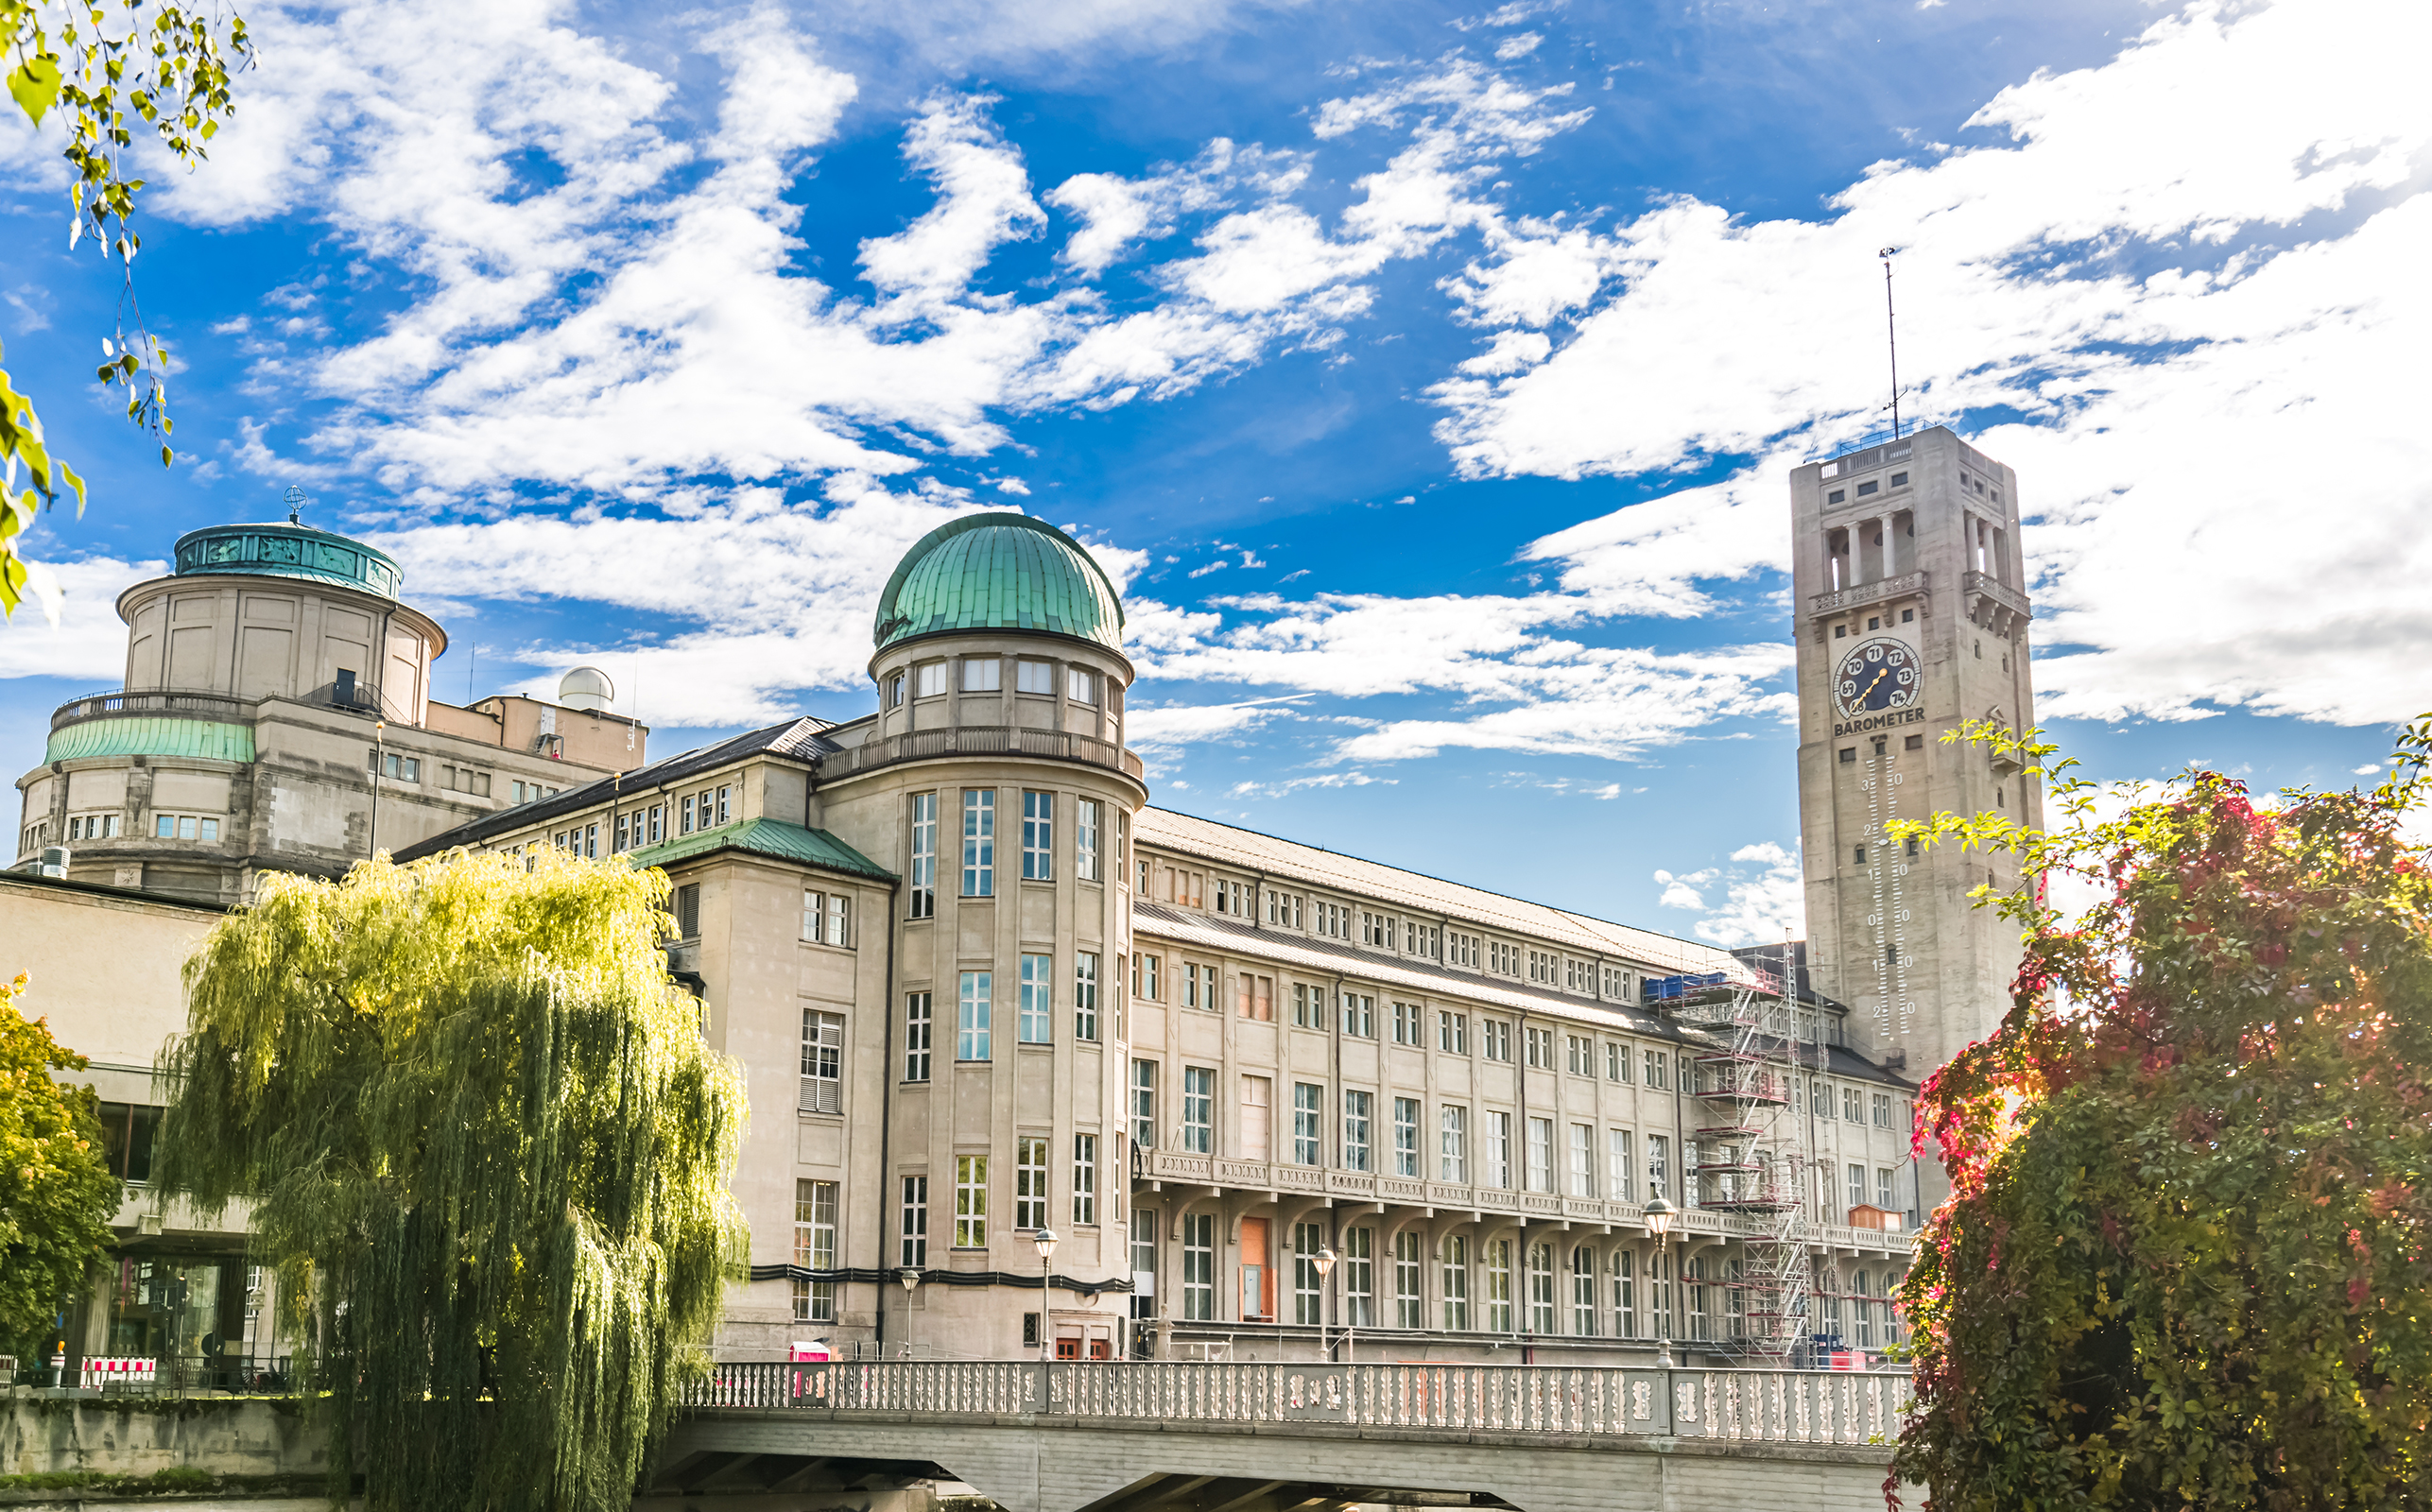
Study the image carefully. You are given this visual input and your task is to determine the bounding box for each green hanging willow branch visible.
[153,850,750,1512]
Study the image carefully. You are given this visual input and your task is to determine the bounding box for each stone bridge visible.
[659,1361,1917,1512]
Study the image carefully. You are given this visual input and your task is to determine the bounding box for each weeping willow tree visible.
[153,850,749,1512]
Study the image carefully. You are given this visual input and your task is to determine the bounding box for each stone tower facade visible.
[1790,426,2043,1079]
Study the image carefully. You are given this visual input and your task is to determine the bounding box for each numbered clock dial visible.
[1835,638,1922,715]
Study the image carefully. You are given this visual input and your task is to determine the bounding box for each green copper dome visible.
[873,513,1125,652]
[172,522,402,600]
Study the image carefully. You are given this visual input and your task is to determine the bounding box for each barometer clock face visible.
[1836,638,1921,716]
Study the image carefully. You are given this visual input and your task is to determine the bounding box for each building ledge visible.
[1806,570,1927,622]
[815,724,1145,785]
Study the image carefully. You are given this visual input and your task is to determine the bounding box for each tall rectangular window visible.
[1650,1252,1672,1339]
[1130,1210,1157,1320]
[1439,1011,1466,1055]
[1526,1116,1553,1194]
[1182,1066,1215,1154]
[1525,1025,1554,1069]
[1339,992,1374,1038]
[904,993,933,1081]
[1442,1235,1471,1330]
[1018,954,1052,1043]
[1607,1041,1630,1082]
[1571,1245,1597,1335]
[1393,1097,1419,1177]
[957,971,992,1060]
[1872,1092,1893,1128]
[1016,1136,1049,1229]
[1609,1128,1632,1201]
[955,1156,988,1246]
[1568,1123,1595,1197]
[1395,1230,1423,1328]
[908,793,938,918]
[1687,1258,1709,1341]
[1130,1060,1157,1148]
[1849,1162,1867,1209]
[1238,973,1273,1021]
[1292,1083,1322,1165]
[793,1179,837,1322]
[901,1176,927,1267]
[1072,1134,1097,1226]
[1612,1249,1635,1338]
[1485,1110,1511,1189]
[1293,1223,1326,1325]
[1342,1227,1374,1327]
[1075,799,1100,881]
[1391,1000,1420,1045]
[1879,1166,1896,1211]
[1648,1134,1671,1203]
[1440,1106,1468,1183]
[799,1010,844,1114]
[1482,1020,1511,1062]
[1133,953,1160,1001]
[1644,1048,1668,1089]
[1021,790,1054,881]
[1486,1239,1514,1332]
[1182,1211,1216,1320]
[1291,983,1324,1029]
[1342,1090,1371,1173]
[1073,953,1100,1040]
[962,789,995,896]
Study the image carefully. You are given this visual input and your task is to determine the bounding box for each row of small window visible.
[367,748,525,801]
[1819,1084,1909,1128]
[1958,469,2003,505]
[1825,470,1909,506]
[1147,1215,1907,1346]
[1136,965,1674,1077]
[550,786,733,861]
[905,791,1110,914]
[890,957,1112,1076]
[57,810,224,843]
[886,658,1101,707]
[1831,607,1917,640]
[1839,735,1926,762]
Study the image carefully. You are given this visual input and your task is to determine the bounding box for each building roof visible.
[44,716,256,765]
[392,716,842,860]
[629,816,893,882]
[1134,806,1767,983]
[172,521,404,600]
[871,513,1125,653]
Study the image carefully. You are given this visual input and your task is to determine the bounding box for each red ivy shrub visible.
[1890,721,2432,1509]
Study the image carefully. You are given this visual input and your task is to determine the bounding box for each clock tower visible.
[1791,425,2043,1081]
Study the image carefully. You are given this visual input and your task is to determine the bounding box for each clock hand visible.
[1860,666,1890,701]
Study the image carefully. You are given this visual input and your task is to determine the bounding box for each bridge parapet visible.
[687,1358,1911,1448]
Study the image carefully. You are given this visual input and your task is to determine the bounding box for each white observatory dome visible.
[558,665,616,713]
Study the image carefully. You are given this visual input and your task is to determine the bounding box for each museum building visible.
[12,423,2039,1374]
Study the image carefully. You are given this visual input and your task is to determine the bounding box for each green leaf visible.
[7,53,64,128]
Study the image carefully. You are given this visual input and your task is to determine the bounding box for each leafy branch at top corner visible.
[1883,718,2087,925]
[0,0,251,618]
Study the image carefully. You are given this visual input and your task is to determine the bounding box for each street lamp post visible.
[1034,1228,1061,1365]
[1312,1243,1339,1363]
[896,1267,922,1359]
[1644,1188,1679,1371]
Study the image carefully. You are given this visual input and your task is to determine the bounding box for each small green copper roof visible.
[173,522,402,600]
[45,717,256,765]
[628,816,894,882]
[872,513,1124,652]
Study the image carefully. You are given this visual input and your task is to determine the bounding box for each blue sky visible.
[3,0,2423,944]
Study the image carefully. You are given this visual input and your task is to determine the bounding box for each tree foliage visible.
[154,851,750,1512]
[2,0,250,619]
[1889,719,2432,1508]
[0,972,120,1353]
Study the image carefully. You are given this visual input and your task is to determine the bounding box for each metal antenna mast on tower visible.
[1878,248,1906,438]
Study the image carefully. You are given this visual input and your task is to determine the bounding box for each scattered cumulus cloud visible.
[1657,842,1803,946]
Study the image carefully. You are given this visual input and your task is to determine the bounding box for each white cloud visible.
[857,94,1044,311]
[1426,0,2432,730]
[1657,842,1803,946]
[0,557,160,681]
[1228,770,1398,797]
[1126,696,1306,748]
[1493,31,1543,60]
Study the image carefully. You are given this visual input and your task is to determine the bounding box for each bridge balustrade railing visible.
[685,1361,1911,1446]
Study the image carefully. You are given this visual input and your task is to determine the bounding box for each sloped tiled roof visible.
[1135,806,1761,981]
[393,716,841,860]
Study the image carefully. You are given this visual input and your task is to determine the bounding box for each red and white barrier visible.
[78,1356,158,1388]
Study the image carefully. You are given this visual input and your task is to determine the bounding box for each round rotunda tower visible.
[806,512,1149,1361]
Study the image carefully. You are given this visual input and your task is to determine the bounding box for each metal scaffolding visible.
[1651,971,1813,1365]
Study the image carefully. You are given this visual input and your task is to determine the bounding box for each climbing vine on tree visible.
[154,851,750,1512]
[1888,718,2432,1508]
[1,0,251,619]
